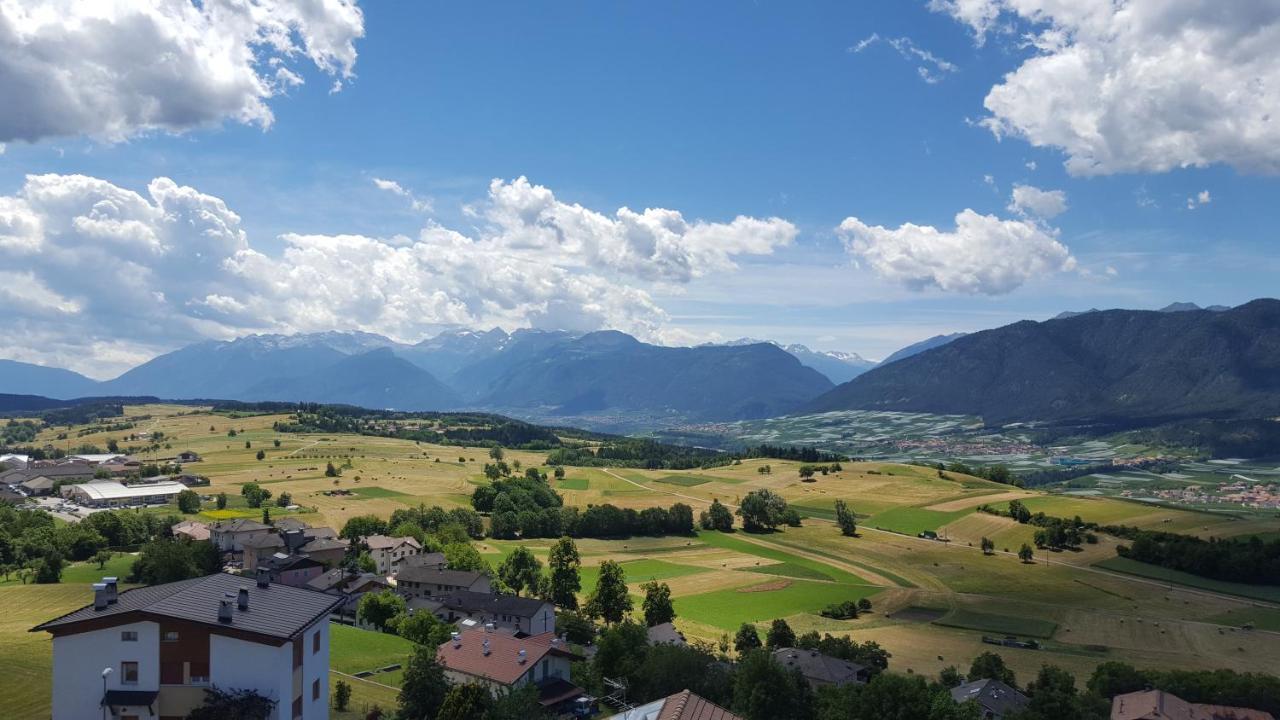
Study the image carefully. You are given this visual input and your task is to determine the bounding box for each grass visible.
[329,623,415,675]
[743,562,833,582]
[697,531,873,586]
[350,486,414,500]
[0,583,92,718]
[1203,607,1280,633]
[1094,557,1280,603]
[652,474,711,487]
[869,506,973,536]
[556,478,589,490]
[675,580,880,630]
[0,554,136,587]
[580,559,707,593]
[934,609,1058,639]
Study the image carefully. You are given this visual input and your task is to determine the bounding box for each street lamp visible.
[101,667,112,720]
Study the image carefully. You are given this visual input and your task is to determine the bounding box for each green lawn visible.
[675,580,880,630]
[580,559,707,594]
[868,506,972,536]
[934,609,1058,639]
[0,553,137,587]
[1094,557,1280,603]
[697,530,873,586]
[652,474,711,487]
[0,584,90,718]
[556,478,589,490]
[350,486,414,500]
[742,562,833,582]
[330,623,416,675]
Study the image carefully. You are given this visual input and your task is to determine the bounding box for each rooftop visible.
[437,629,575,685]
[951,679,1030,716]
[32,573,340,642]
[608,689,743,720]
[69,480,187,501]
[365,534,421,551]
[396,565,488,586]
[772,648,867,686]
[211,518,271,533]
[435,589,551,619]
[1111,690,1275,720]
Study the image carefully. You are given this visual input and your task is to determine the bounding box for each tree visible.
[1085,661,1149,699]
[325,462,340,477]
[129,538,219,584]
[497,546,543,597]
[553,466,565,479]
[93,549,114,569]
[256,449,265,461]
[1009,499,1032,523]
[968,651,1016,687]
[261,508,270,525]
[834,499,857,537]
[398,644,449,720]
[276,491,292,508]
[641,580,675,627]
[240,482,271,508]
[396,610,453,647]
[736,489,789,532]
[766,618,796,649]
[341,514,389,541]
[489,446,505,461]
[732,649,812,720]
[981,537,995,555]
[798,465,816,480]
[443,542,489,572]
[176,489,201,514]
[186,687,275,720]
[1018,543,1035,563]
[34,552,64,583]
[586,560,632,624]
[700,499,734,532]
[940,666,965,688]
[333,680,352,711]
[216,492,227,510]
[547,537,582,610]
[734,623,762,654]
[245,440,251,449]
[436,683,491,720]
[1022,664,1085,720]
[358,589,406,632]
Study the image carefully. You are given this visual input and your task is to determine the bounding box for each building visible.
[32,571,341,720]
[241,533,287,571]
[171,520,211,542]
[21,475,58,496]
[0,463,95,487]
[260,554,327,589]
[772,648,869,688]
[437,629,586,714]
[307,571,391,620]
[0,453,30,469]
[176,451,202,463]
[210,519,272,553]
[363,535,422,574]
[950,679,1030,720]
[646,622,687,647]
[64,480,187,508]
[1111,690,1275,720]
[416,590,556,636]
[298,536,349,567]
[68,453,129,465]
[395,565,491,599]
[608,689,742,720]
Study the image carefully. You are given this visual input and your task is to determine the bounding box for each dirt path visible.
[288,438,322,457]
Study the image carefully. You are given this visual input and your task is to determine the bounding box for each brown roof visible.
[437,629,574,685]
[365,535,421,551]
[657,690,742,720]
[172,520,211,541]
[1111,691,1275,720]
[240,532,285,550]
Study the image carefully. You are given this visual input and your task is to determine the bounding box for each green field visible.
[580,559,707,593]
[350,486,415,500]
[698,531,873,586]
[675,579,880,630]
[1094,557,1280,603]
[869,506,972,536]
[330,623,416,675]
[652,474,711,487]
[556,477,589,490]
[934,609,1059,639]
[745,562,833,582]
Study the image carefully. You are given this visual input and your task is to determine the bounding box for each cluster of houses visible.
[0,450,205,507]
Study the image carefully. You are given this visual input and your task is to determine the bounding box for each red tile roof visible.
[437,629,574,685]
[657,690,742,720]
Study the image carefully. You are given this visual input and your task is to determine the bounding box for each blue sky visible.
[1,0,1277,376]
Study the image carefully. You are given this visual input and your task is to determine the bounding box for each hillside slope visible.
[0,360,101,399]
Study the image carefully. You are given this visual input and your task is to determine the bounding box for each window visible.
[120,631,138,642]
[121,661,139,685]
[312,679,320,701]
[162,631,179,642]
[312,630,320,654]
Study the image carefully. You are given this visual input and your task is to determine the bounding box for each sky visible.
[1,0,1278,378]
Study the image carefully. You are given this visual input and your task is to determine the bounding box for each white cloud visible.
[372,177,433,212]
[0,0,365,144]
[0,173,792,376]
[1186,189,1211,209]
[838,207,1075,295]
[932,0,1280,175]
[851,33,958,84]
[1008,183,1067,219]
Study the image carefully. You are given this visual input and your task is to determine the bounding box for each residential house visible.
[176,451,202,463]
[64,480,187,508]
[241,533,287,571]
[1111,689,1275,720]
[772,648,869,688]
[171,520,211,542]
[437,629,586,714]
[608,689,742,720]
[418,590,555,636]
[307,570,390,621]
[395,566,491,600]
[32,571,340,720]
[298,536,349,567]
[399,551,447,570]
[950,679,1030,720]
[363,535,422,574]
[646,622,687,647]
[261,554,327,589]
[210,519,271,553]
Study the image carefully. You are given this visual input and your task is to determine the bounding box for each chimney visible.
[484,622,495,633]
[451,632,461,648]
[237,587,250,610]
[256,566,271,588]
[218,594,234,623]
[102,577,119,604]
[517,649,527,665]
[284,529,305,552]
[92,583,109,611]
[482,639,491,656]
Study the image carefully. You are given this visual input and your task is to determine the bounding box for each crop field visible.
[4,401,1279,715]
[1094,557,1280,603]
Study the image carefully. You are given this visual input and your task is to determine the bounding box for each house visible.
[608,689,742,720]
[210,519,272,553]
[171,520,211,542]
[646,622,687,647]
[64,480,187,508]
[176,450,202,463]
[0,453,30,469]
[174,474,208,487]
[32,571,340,720]
[308,571,390,620]
[241,532,287,571]
[772,648,869,688]
[417,590,556,636]
[0,485,26,503]
[298,536,349,567]
[437,629,586,714]
[951,679,1030,720]
[21,475,58,496]
[1111,689,1275,720]
[363,535,422,574]
[261,554,327,589]
[395,566,491,599]
[400,550,447,570]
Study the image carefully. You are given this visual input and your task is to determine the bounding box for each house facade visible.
[363,535,422,574]
[394,566,491,599]
[33,572,341,720]
[210,519,272,553]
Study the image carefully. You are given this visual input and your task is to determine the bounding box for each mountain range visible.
[806,299,1280,426]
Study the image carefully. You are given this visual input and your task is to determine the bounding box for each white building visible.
[33,571,341,720]
[64,479,187,507]
[363,535,422,574]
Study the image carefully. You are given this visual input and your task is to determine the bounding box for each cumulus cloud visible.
[838,206,1075,295]
[852,33,958,83]
[931,0,1280,175]
[1008,183,1067,219]
[0,174,793,376]
[0,0,365,143]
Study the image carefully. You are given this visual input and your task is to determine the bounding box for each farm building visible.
[64,479,187,507]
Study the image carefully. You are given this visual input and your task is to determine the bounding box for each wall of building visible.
[52,619,160,720]
[210,634,294,720]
